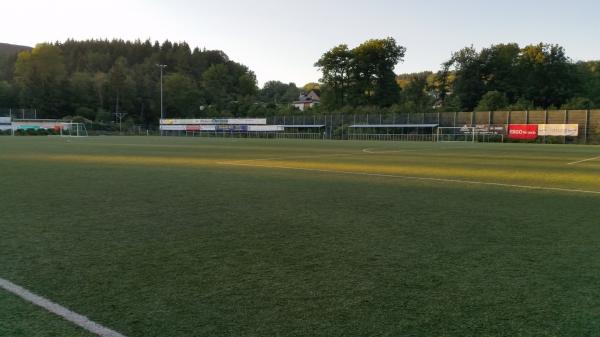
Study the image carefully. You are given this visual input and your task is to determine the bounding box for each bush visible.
[75,107,96,120]
[475,91,508,111]
[95,109,112,123]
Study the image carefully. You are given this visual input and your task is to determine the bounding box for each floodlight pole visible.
[157,64,167,135]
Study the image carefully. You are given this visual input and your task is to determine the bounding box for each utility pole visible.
[157,64,167,135]
[113,112,128,134]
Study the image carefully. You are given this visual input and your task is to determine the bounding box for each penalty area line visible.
[0,277,126,337]
[218,161,600,196]
[567,155,600,165]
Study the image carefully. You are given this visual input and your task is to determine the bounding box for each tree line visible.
[1,38,599,126]
[315,39,600,114]
[0,39,303,125]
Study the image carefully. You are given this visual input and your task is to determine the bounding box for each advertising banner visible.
[538,124,579,137]
[247,125,284,132]
[475,124,505,134]
[13,122,62,130]
[160,118,267,125]
[215,125,249,132]
[185,125,216,131]
[160,125,186,131]
[508,124,538,140]
[160,125,217,131]
[0,117,11,124]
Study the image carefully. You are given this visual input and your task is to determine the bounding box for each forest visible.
[0,38,599,127]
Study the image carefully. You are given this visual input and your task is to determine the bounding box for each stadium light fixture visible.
[156,64,167,120]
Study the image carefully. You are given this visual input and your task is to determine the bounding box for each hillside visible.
[0,43,32,57]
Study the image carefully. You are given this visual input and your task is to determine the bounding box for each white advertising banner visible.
[538,124,579,137]
[160,125,185,131]
[0,117,11,124]
[160,118,267,125]
[160,125,217,131]
[247,125,284,132]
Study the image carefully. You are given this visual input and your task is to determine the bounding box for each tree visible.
[164,73,202,117]
[315,44,352,107]
[475,91,508,111]
[69,72,95,114]
[479,44,521,101]
[437,43,585,111]
[441,46,485,111]
[575,61,600,106]
[303,83,320,93]
[316,38,406,108]
[202,64,231,107]
[399,73,435,113]
[561,97,593,110]
[259,81,300,104]
[0,81,16,107]
[351,38,406,106]
[518,43,579,108]
[14,44,66,116]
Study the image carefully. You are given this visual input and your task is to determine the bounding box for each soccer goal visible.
[60,123,88,137]
[436,126,476,142]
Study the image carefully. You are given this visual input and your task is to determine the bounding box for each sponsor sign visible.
[538,124,579,137]
[160,125,185,131]
[160,125,217,131]
[160,118,267,125]
[215,125,249,132]
[0,117,11,124]
[475,124,505,134]
[247,125,284,132]
[508,124,538,140]
[13,122,62,130]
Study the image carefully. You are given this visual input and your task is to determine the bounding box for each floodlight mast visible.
[157,64,167,135]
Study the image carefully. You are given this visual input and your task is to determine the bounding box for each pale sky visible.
[2,0,599,86]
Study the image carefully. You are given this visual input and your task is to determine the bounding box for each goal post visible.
[60,123,88,137]
[436,126,476,142]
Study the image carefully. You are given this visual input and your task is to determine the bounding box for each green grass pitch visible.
[1,136,599,337]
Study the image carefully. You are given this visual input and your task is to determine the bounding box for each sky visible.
[2,0,599,86]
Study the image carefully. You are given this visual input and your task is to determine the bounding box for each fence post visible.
[341,114,344,140]
[564,110,568,144]
[585,109,590,144]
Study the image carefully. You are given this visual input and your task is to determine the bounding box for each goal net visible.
[60,123,88,137]
[436,126,476,142]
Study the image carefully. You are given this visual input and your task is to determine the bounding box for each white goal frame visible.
[60,123,88,137]
[436,127,476,142]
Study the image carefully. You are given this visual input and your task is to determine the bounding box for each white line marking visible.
[362,148,417,154]
[567,155,600,165]
[229,152,362,163]
[0,277,126,337]
[218,162,600,196]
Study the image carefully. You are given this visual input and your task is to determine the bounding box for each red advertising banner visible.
[508,124,538,140]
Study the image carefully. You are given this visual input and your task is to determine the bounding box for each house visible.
[292,90,321,111]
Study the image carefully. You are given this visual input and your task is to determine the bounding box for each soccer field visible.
[1,136,599,337]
